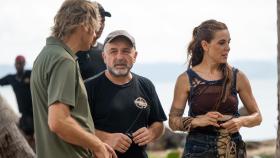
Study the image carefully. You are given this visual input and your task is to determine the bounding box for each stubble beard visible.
[107,65,132,77]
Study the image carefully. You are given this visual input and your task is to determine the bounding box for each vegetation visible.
[148,149,181,158]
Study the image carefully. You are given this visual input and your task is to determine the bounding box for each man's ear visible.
[102,51,106,64]
[133,51,138,63]
[78,24,85,31]
[80,24,92,34]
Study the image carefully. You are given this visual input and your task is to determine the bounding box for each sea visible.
[0,61,277,141]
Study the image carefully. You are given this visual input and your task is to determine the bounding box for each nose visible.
[115,52,124,60]
[225,43,230,52]
[93,31,97,38]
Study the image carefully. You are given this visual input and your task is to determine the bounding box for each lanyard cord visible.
[125,109,144,134]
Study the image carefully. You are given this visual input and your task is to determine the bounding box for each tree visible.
[0,94,35,158]
[277,0,280,157]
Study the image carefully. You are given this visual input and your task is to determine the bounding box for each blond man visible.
[31,0,116,157]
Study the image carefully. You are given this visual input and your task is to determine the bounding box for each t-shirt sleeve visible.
[84,80,94,115]
[0,75,11,86]
[147,82,167,125]
[47,58,76,108]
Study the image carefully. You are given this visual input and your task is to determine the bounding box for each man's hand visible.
[132,127,154,146]
[106,133,132,153]
[104,143,118,158]
[92,140,110,158]
[92,141,118,158]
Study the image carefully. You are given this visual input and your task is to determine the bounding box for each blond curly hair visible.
[51,0,101,40]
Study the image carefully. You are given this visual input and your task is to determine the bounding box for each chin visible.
[80,46,91,51]
[220,59,228,64]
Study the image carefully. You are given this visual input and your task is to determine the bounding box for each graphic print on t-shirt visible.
[134,97,148,109]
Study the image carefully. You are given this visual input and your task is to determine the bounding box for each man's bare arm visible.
[48,102,111,157]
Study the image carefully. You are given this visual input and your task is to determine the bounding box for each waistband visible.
[190,126,240,138]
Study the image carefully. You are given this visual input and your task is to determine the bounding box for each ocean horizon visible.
[0,60,277,141]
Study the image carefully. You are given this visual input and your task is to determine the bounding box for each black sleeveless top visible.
[186,68,239,117]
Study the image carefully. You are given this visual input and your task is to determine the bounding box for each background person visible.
[77,2,111,80]
[0,55,34,150]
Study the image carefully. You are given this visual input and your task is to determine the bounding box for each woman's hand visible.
[191,111,223,128]
[220,117,243,133]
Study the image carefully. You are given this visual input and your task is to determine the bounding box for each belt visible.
[190,126,240,137]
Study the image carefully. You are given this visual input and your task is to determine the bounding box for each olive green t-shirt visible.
[31,37,95,158]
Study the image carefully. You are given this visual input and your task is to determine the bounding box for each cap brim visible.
[102,11,111,17]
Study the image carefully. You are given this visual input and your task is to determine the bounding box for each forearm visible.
[95,129,111,143]
[239,112,262,127]
[48,103,103,151]
[169,106,193,131]
[51,115,102,150]
[148,122,164,141]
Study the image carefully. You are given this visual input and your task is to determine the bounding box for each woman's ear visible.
[201,40,209,52]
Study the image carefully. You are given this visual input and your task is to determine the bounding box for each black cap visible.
[97,3,111,18]
[104,30,136,48]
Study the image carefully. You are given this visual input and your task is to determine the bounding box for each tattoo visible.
[182,117,193,131]
[169,107,193,131]
[169,107,184,117]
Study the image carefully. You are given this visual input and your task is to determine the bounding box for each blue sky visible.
[0,0,277,65]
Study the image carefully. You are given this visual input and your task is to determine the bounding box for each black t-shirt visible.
[76,42,106,80]
[0,70,33,116]
[85,72,167,158]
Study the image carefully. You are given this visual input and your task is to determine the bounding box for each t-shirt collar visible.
[46,36,77,60]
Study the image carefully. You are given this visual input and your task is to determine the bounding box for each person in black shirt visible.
[85,30,167,158]
[77,2,111,80]
[0,55,34,150]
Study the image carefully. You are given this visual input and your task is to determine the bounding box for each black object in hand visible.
[125,133,133,140]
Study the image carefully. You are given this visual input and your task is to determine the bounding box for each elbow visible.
[48,118,62,134]
[256,113,262,126]
[248,112,262,127]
